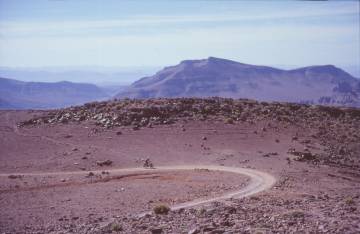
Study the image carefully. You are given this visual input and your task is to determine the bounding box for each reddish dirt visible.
[0,169,247,232]
[0,99,359,233]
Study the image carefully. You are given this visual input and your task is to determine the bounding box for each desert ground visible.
[0,98,359,233]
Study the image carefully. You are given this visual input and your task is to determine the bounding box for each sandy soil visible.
[0,98,359,233]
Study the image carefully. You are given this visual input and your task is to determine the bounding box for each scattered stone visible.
[143,158,154,168]
[302,139,311,144]
[133,125,140,131]
[239,159,249,164]
[209,229,225,234]
[263,152,278,157]
[288,149,318,162]
[286,157,291,165]
[96,160,113,166]
[151,227,163,234]
[8,174,23,179]
[188,228,200,234]
[225,118,234,124]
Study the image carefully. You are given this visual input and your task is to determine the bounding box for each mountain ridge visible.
[0,77,109,109]
[116,57,360,107]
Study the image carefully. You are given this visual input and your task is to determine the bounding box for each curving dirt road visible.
[164,165,276,211]
[1,116,276,212]
[0,165,276,212]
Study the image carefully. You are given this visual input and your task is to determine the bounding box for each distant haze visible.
[1,57,360,109]
[0,66,160,85]
[0,64,358,86]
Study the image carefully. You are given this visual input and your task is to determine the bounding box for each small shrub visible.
[153,204,170,215]
[345,197,354,205]
[197,207,206,215]
[224,118,234,124]
[286,210,305,219]
[111,223,122,232]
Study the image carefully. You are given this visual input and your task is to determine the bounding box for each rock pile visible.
[96,160,113,167]
[288,149,318,162]
[20,98,360,129]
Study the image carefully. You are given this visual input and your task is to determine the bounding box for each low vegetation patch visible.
[345,197,355,206]
[111,223,122,232]
[153,204,170,215]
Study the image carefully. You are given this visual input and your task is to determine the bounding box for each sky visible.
[0,0,359,73]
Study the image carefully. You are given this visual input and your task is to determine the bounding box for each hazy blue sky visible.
[0,0,359,70]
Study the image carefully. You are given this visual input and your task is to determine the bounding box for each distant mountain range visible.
[0,77,109,109]
[0,66,159,84]
[116,57,360,107]
[1,57,359,109]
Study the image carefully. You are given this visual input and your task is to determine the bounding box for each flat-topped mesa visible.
[179,57,271,70]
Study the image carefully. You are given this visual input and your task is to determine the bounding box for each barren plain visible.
[0,98,359,233]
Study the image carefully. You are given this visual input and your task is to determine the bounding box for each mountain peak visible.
[294,64,339,72]
[207,56,227,62]
[206,56,243,65]
[291,64,353,79]
[178,57,248,68]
